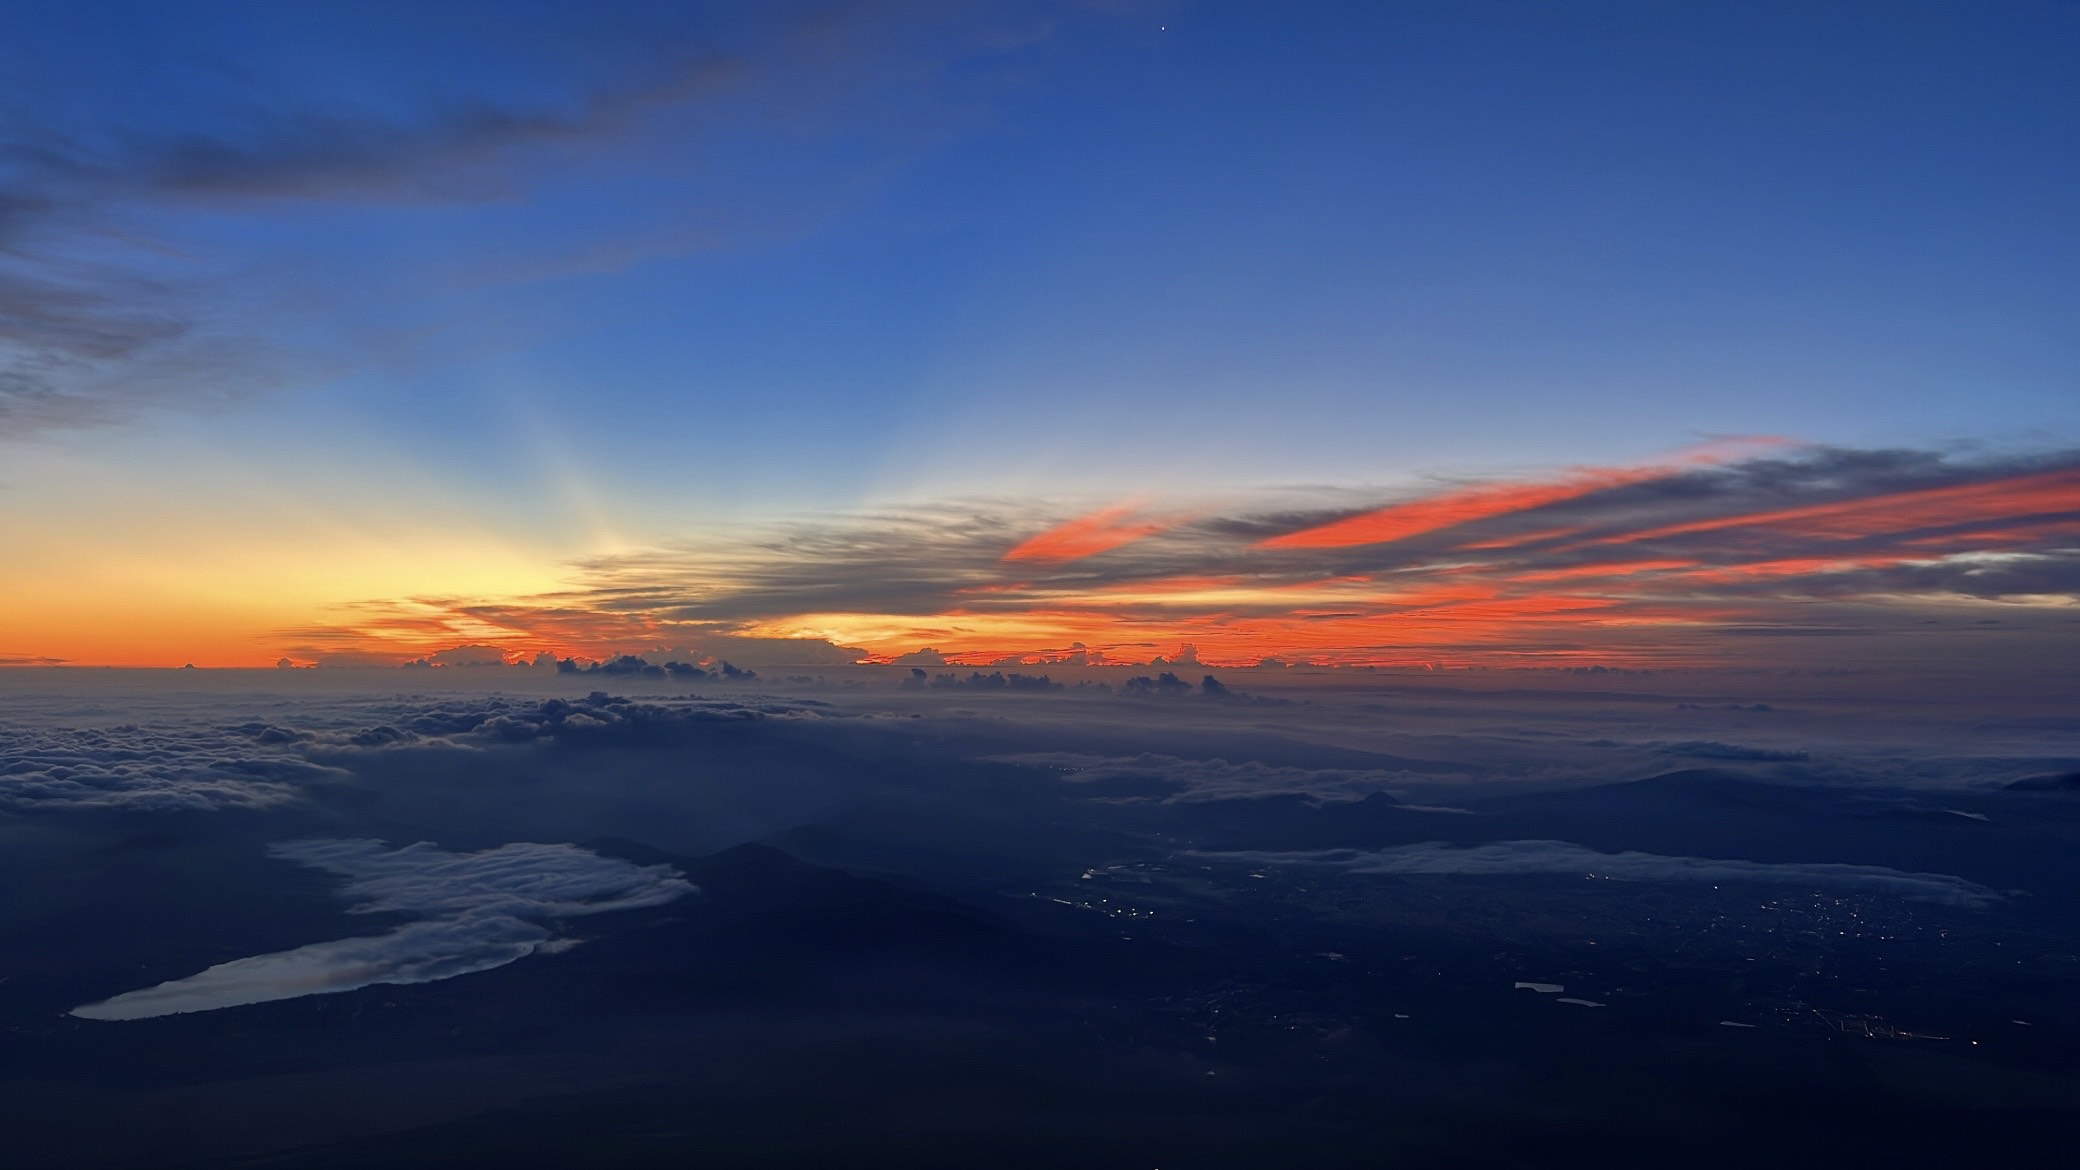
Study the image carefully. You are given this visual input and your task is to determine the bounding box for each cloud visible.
[889,648,949,666]
[4,21,731,435]
[991,751,1456,804]
[71,838,694,1020]
[336,691,827,746]
[0,722,343,812]
[0,690,855,815]
[915,670,1068,693]
[412,645,516,668]
[279,444,2080,672]
[1,11,748,235]
[0,262,296,435]
[1004,502,1190,563]
[1,4,1106,436]
[1657,741,1810,763]
[1193,840,2004,906]
[1255,468,1675,551]
[1254,438,1790,550]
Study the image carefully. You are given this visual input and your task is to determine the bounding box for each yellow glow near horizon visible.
[1,509,571,668]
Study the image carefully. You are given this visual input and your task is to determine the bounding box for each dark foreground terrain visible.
[4,686,2077,1166]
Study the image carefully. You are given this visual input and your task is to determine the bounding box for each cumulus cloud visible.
[1192,841,2004,906]
[71,839,694,1020]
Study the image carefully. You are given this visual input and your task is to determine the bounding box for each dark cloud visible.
[127,55,738,205]
[0,262,294,434]
[4,22,728,433]
[890,648,950,666]
[914,670,1068,693]
[1,10,749,239]
[0,3,1097,434]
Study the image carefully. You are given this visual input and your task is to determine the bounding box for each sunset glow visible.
[134,444,2063,673]
[9,8,2078,1162]
[0,8,2069,681]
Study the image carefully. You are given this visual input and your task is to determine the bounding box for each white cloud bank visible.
[1191,840,2003,906]
[72,839,694,1020]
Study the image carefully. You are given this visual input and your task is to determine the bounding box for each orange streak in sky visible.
[1004,504,1183,563]
[1456,525,1585,550]
[1257,471,1663,550]
[1512,559,1700,583]
[1390,595,1622,621]
[1377,584,1502,607]
[1600,467,2080,546]
[1257,439,1788,551]
[1668,556,1913,585]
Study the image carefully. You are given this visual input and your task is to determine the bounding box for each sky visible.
[1,0,2075,670]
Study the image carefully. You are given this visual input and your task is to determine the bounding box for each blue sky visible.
[3,1,2076,665]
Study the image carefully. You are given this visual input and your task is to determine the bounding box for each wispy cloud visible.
[1004,502,1191,563]
[71,839,694,1020]
[0,4,1089,436]
[1254,438,1787,550]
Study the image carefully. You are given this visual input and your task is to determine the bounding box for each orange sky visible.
[8,448,2074,671]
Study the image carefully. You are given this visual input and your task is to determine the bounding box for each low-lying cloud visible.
[71,839,695,1020]
[0,723,343,812]
[993,751,1458,805]
[1193,840,2004,906]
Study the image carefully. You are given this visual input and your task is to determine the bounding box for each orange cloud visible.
[230,444,2070,674]
[1456,525,1584,551]
[1600,467,2080,547]
[1667,556,1914,585]
[1256,439,1785,551]
[1511,559,1700,583]
[1003,503,1185,563]
[1256,473,1656,550]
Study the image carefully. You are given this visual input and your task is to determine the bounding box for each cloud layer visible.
[992,751,1453,805]
[71,839,694,1020]
[281,444,2080,672]
[1195,840,2003,906]
[0,722,343,812]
